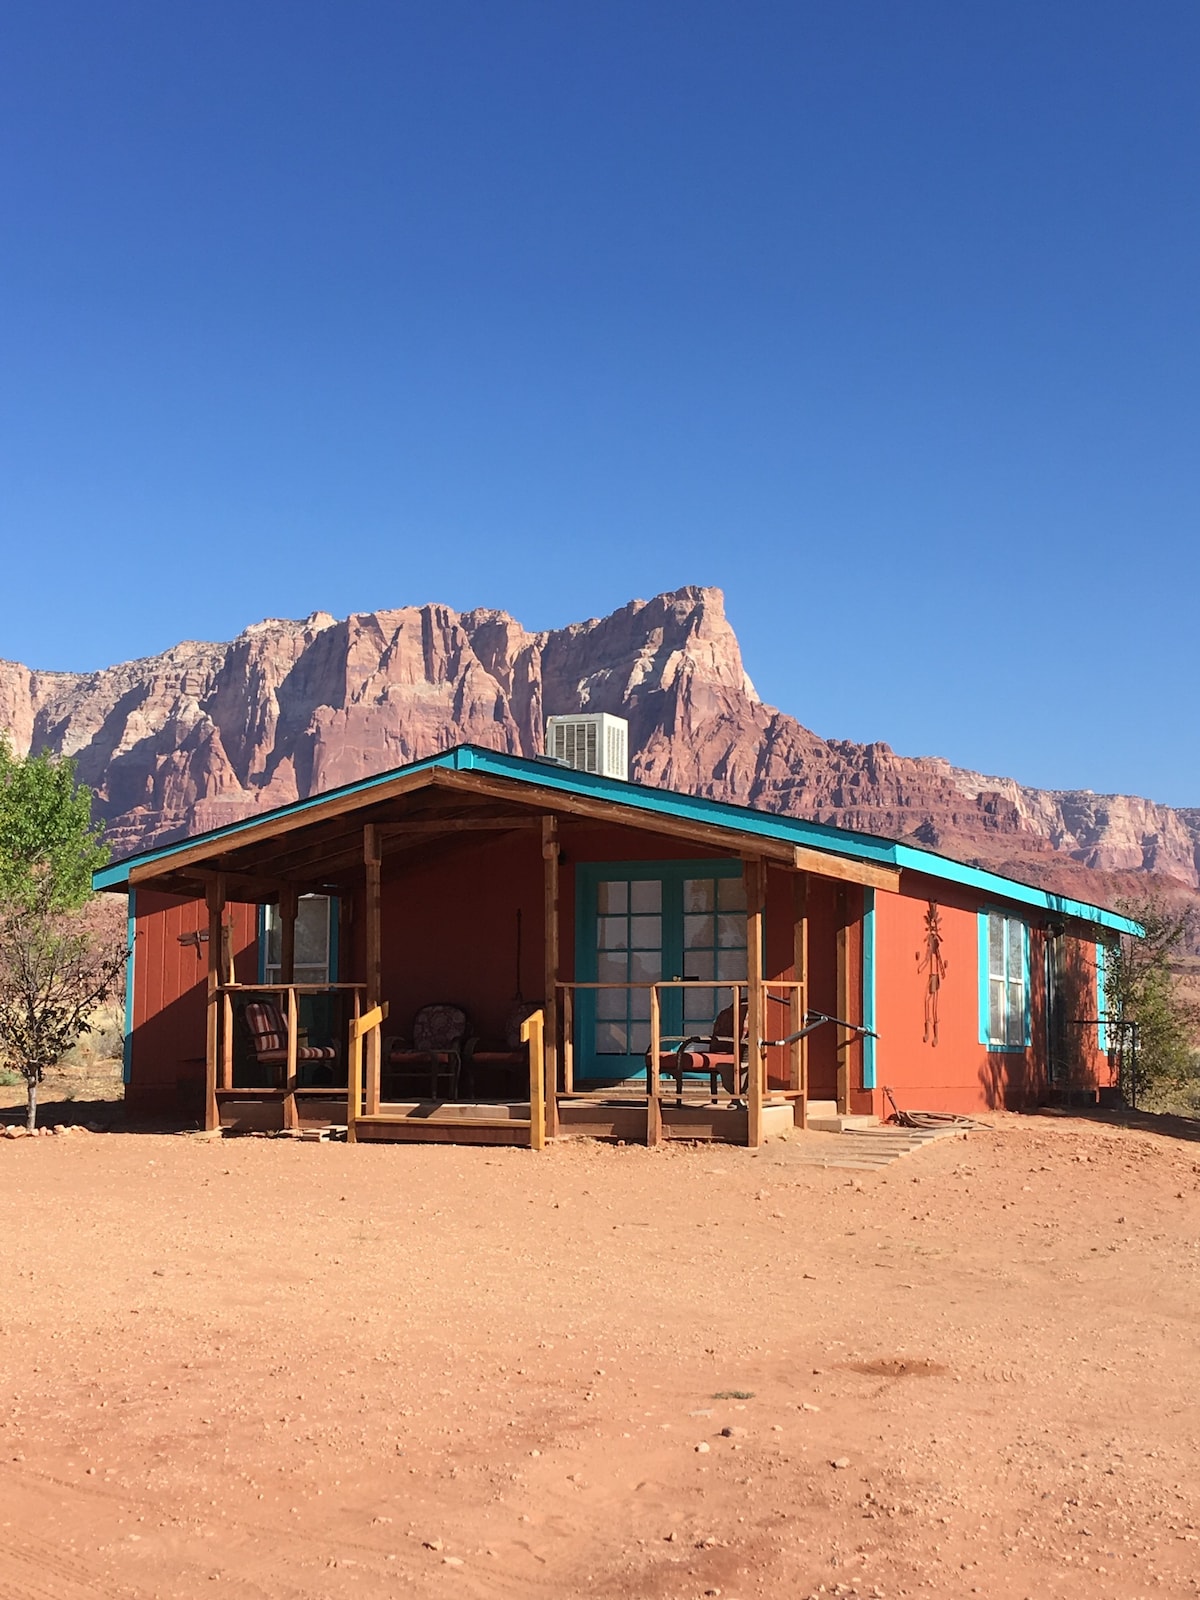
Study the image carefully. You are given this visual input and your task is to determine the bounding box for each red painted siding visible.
[128,891,257,1117]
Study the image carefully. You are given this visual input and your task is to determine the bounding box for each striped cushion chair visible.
[243,999,338,1087]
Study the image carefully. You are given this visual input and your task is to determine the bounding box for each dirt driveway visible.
[1,1112,1199,1600]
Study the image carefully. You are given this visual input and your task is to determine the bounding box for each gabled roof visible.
[93,743,1143,936]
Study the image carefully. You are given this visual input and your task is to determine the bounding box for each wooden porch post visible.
[541,817,561,1140]
[364,826,382,1116]
[280,886,299,1129]
[204,875,224,1133]
[836,886,851,1116]
[793,870,809,1129]
[744,857,766,1149]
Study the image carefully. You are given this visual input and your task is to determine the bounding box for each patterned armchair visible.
[383,1003,474,1101]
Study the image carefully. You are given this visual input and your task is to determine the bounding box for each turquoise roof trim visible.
[92,743,1144,937]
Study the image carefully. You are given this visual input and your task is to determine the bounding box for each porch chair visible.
[383,1003,473,1101]
[465,1000,541,1099]
[242,998,339,1088]
[649,993,750,1104]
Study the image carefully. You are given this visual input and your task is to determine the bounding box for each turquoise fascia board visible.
[90,742,1143,938]
[122,889,137,1086]
[862,888,877,1091]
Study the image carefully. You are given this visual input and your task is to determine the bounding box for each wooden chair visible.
[648,995,749,1103]
[242,998,338,1087]
[383,1003,473,1101]
[465,1001,541,1099]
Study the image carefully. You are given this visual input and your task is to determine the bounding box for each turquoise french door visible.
[574,860,748,1081]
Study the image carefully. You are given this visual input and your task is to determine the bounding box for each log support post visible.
[647,983,663,1148]
[364,825,382,1115]
[793,871,809,1128]
[744,856,766,1149]
[280,886,299,1129]
[541,817,560,1140]
[204,875,225,1133]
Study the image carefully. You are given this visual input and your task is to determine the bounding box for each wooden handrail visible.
[520,1009,546,1151]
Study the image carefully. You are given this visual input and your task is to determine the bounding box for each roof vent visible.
[545,714,629,781]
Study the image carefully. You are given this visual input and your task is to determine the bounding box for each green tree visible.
[1103,894,1199,1107]
[0,738,126,1130]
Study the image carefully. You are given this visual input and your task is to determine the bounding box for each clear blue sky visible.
[2,2,1197,803]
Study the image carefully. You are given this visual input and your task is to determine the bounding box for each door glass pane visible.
[294,898,330,967]
[596,952,627,984]
[630,950,661,983]
[596,1022,628,1054]
[717,913,746,950]
[684,913,715,950]
[718,877,747,911]
[717,949,748,982]
[683,878,716,913]
[629,916,661,949]
[598,917,630,950]
[597,881,628,914]
[630,880,662,913]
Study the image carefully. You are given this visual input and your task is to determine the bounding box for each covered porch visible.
[122,751,895,1147]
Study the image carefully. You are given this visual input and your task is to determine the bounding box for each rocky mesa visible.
[1,586,1196,916]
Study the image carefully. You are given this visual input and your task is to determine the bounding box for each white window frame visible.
[978,910,1030,1051]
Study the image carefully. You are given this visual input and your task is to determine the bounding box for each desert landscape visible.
[3,1111,1199,1600]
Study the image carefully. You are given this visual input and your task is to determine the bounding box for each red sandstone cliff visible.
[1,587,1196,914]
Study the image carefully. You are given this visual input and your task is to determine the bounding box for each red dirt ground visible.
[2,1112,1199,1600]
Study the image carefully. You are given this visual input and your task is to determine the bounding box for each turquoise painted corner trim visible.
[122,890,137,1086]
[977,912,990,1047]
[862,889,877,1091]
[1096,940,1108,1052]
[89,742,1144,939]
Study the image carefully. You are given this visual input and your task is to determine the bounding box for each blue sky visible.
[1,1,1197,804]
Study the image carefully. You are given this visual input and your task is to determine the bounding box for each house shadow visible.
[1029,1103,1200,1147]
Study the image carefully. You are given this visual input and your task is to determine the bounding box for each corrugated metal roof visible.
[92,743,1143,936]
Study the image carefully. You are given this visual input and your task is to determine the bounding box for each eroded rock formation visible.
[2,587,1196,917]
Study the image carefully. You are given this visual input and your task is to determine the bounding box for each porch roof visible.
[93,743,1143,936]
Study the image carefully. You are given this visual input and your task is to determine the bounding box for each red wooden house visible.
[96,745,1138,1147]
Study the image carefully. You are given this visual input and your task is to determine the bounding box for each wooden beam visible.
[793,870,808,1129]
[435,770,796,864]
[377,817,543,836]
[123,766,445,882]
[542,816,561,1140]
[744,857,766,1149]
[279,887,298,986]
[792,844,900,894]
[204,875,224,1132]
[364,824,382,1117]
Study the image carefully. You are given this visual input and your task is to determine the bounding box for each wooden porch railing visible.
[209,981,367,1132]
[555,979,807,1147]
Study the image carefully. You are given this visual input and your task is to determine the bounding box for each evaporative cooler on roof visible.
[545,713,629,781]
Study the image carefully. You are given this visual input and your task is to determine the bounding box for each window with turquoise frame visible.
[977,910,1030,1049]
[1096,940,1109,1052]
[575,860,748,1080]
